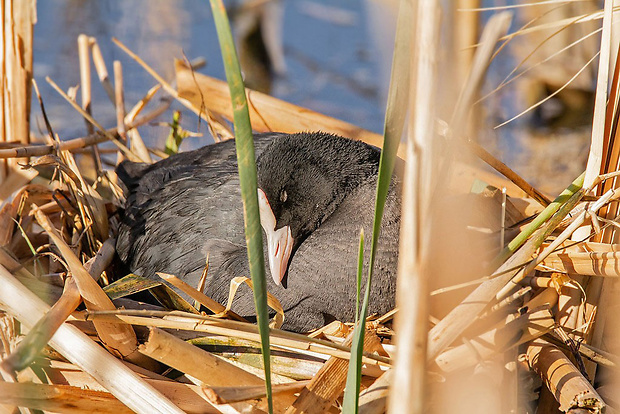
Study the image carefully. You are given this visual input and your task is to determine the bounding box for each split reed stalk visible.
[1,0,34,181]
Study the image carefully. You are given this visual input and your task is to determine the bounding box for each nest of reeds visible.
[0,30,402,412]
[1,2,619,414]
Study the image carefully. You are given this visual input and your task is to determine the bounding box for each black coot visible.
[116,132,401,332]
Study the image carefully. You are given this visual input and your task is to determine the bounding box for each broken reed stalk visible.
[78,33,103,174]
[1,0,34,181]
[187,336,326,381]
[93,34,152,163]
[139,328,268,389]
[525,339,606,413]
[83,237,117,283]
[540,250,620,277]
[114,60,128,145]
[0,264,184,414]
[90,37,116,103]
[124,85,157,163]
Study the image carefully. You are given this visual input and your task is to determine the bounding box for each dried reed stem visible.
[1,0,34,180]
[541,250,620,277]
[156,272,233,316]
[0,382,134,414]
[114,60,127,143]
[45,76,139,162]
[79,311,390,367]
[89,37,115,103]
[33,208,140,360]
[0,276,81,373]
[359,369,391,414]
[0,104,167,159]
[428,177,585,360]
[584,0,614,188]
[287,331,374,414]
[140,327,265,388]
[203,381,309,405]
[434,306,554,373]
[388,1,440,413]
[0,264,184,414]
[467,141,551,206]
[139,327,295,412]
[175,61,397,156]
[78,33,103,173]
[83,237,116,283]
[525,339,606,413]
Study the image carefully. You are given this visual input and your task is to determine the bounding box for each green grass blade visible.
[343,0,414,411]
[207,1,273,412]
[343,229,365,413]
[355,228,364,323]
[490,171,585,269]
[369,0,414,300]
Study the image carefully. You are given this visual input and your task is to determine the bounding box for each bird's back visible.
[116,134,276,281]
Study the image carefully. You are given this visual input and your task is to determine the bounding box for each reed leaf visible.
[343,229,365,412]
[207,1,272,412]
[355,228,364,323]
[343,0,413,410]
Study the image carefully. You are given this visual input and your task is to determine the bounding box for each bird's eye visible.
[280,189,288,203]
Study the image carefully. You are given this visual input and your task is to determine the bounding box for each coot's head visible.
[255,132,380,286]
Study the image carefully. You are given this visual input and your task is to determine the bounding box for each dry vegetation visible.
[1,1,619,414]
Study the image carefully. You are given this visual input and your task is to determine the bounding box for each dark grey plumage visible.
[116,132,400,332]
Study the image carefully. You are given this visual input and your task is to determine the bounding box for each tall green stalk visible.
[343,230,366,410]
[207,1,272,412]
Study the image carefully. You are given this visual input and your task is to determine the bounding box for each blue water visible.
[32,0,384,149]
